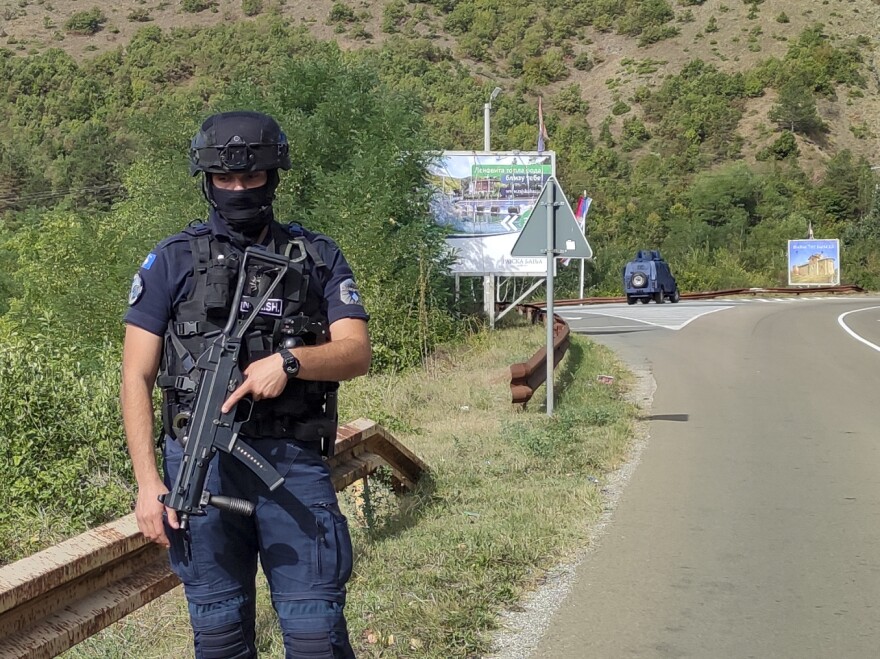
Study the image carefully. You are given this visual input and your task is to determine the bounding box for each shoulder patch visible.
[141,253,156,270]
[128,273,144,305]
[339,278,362,306]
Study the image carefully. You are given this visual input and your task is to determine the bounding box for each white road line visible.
[838,306,880,353]
[577,324,649,330]
[583,305,734,331]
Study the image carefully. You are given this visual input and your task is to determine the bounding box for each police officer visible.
[121,110,371,658]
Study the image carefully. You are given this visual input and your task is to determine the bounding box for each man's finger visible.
[165,507,180,530]
[221,380,250,413]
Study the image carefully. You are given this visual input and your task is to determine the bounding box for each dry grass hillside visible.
[1,0,879,171]
[569,0,880,175]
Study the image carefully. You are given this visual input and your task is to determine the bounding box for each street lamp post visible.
[483,87,502,151]
[481,86,502,329]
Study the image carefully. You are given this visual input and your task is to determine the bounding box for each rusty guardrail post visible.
[509,306,570,406]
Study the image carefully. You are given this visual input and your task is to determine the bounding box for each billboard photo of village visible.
[428,152,554,237]
[788,239,840,286]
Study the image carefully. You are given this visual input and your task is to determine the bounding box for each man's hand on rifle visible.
[135,477,179,547]
[221,353,289,414]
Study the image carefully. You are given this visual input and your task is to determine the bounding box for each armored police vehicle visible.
[623,250,680,304]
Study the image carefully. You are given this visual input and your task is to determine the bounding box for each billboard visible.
[427,151,556,275]
[788,239,840,286]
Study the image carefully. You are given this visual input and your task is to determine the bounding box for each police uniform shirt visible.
[124,211,369,335]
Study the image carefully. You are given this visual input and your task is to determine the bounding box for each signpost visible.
[512,176,592,415]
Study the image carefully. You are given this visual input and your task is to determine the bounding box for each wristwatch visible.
[279,349,301,379]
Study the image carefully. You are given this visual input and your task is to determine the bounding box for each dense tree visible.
[769,79,825,135]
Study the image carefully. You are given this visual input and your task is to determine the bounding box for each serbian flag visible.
[574,195,592,233]
[537,97,549,152]
[562,195,592,266]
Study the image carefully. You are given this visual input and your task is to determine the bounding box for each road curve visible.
[530,297,880,658]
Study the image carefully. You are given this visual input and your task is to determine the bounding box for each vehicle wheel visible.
[654,290,665,304]
[639,297,650,304]
[670,289,680,303]
[626,296,636,305]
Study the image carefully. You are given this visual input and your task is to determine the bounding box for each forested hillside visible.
[1,0,879,558]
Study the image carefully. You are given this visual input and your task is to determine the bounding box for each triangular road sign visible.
[511,177,593,259]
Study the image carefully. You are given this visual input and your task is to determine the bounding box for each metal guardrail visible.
[0,419,427,659]
[509,305,570,406]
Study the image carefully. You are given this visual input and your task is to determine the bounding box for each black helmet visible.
[189,110,291,176]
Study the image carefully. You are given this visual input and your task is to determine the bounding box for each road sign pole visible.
[509,175,592,417]
[546,183,555,416]
[484,274,495,329]
[580,258,586,300]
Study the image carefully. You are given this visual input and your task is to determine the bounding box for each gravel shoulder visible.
[486,356,656,659]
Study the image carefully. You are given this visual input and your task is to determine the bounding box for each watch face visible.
[283,353,300,377]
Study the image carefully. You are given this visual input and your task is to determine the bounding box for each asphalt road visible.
[530,295,880,658]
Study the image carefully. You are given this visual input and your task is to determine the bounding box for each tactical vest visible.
[157,221,339,451]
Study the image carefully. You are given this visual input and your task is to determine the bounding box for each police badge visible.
[339,278,361,305]
[128,273,144,305]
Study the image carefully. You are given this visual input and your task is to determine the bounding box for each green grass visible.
[63,317,639,658]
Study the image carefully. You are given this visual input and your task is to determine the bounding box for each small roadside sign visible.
[511,177,593,259]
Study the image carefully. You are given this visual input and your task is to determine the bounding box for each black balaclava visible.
[206,170,280,242]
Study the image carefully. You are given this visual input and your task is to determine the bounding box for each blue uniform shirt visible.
[124,211,369,335]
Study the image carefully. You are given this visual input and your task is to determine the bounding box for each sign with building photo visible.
[788,239,840,286]
[427,151,555,276]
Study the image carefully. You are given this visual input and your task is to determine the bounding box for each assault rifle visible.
[160,246,292,533]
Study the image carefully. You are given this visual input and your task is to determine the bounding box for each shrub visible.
[241,0,262,16]
[621,116,651,150]
[0,335,134,563]
[382,0,407,33]
[127,8,152,22]
[181,0,214,13]
[521,51,568,85]
[553,83,588,115]
[328,2,356,23]
[573,52,594,71]
[638,25,680,47]
[611,99,631,115]
[64,8,106,34]
[768,133,797,159]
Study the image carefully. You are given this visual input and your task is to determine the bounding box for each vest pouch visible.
[203,264,232,313]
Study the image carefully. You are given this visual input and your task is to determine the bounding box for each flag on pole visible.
[562,194,592,266]
[537,97,549,152]
[574,195,592,233]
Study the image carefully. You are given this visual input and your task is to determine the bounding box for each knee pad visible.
[283,631,335,658]
[195,621,256,659]
[277,600,355,659]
